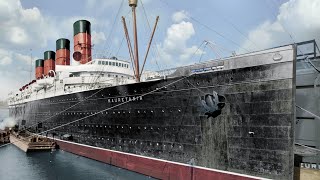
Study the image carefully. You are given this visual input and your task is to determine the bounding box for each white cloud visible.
[172,10,189,23]
[241,0,320,52]
[85,0,125,15]
[0,0,109,100]
[157,14,203,66]
[15,53,33,64]
[92,31,106,45]
[0,0,55,49]
[57,16,104,38]
[0,0,107,50]
[164,21,195,51]
[0,49,39,66]
[86,0,118,9]
[0,49,13,66]
[0,57,12,66]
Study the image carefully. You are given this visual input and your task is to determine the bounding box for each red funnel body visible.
[44,60,55,77]
[74,33,92,64]
[56,49,70,65]
[56,38,70,65]
[35,67,43,79]
[44,51,56,77]
[73,20,91,64]
[35,59,44,79]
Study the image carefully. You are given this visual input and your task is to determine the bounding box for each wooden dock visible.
[10,131,56,152]
[0,129,10,144]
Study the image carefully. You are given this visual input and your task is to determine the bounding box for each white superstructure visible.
[8,58,158,105]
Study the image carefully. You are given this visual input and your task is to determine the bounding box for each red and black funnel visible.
[44,51,55,77]
[35,59,44,79]
[56,38,70,65]
[73,20,92,64]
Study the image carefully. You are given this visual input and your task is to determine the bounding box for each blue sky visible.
[0,0,319,100]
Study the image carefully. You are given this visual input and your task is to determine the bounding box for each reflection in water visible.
[0,108,153,180]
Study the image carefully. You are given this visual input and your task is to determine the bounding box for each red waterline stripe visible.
[50,138,269,180]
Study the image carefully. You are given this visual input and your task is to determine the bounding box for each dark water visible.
[0,109,153,180]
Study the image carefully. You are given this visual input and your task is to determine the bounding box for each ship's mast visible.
[124,0,159,82]
[129,0,140,82]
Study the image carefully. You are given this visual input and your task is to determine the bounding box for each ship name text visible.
[107,96,143,103]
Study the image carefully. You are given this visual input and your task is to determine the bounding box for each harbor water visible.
[0,108,153,180]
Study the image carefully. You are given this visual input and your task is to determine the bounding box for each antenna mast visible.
[129,0,140,82]
[30,49,32,81]
[124,0,159,82]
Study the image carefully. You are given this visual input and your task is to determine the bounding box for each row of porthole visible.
[57,109,183,116]
[45,89,161,104]
[78,135,184,149]
[54,124,183,132]
[50,97,82,103]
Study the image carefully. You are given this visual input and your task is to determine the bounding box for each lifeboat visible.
[37,77,54,87]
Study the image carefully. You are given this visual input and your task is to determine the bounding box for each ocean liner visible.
[8,0,320,179]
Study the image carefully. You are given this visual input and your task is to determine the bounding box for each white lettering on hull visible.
[107,96,143,103]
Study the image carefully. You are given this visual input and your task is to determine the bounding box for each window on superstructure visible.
[98,61,101,65]
[109,61,112,65]
[102,61,105,65]
[116,62,118,66]
[112,62,115,66]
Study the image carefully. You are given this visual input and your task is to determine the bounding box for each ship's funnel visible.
[35,59,44,79]
[56,38,70,65]
[73,20,91,64]
[44,51,55,77]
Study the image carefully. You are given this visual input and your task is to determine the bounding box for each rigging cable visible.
[158,0,251,53]
[264,0,320,156]
[263,0,320,74]
[140,0,161,71]
[206,4,260,50]
[104,0,125,57]
[0,74,190,149]
[90,10,133,87]
[198,44,206,63]
[88,0,125,85]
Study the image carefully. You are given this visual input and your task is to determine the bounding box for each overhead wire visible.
[140,0,161,71]
[262,0,320,154]
[90,10,133,87]
[0,74,190,149]
[104,0,125,57]
[88,0,126,86]
[198,44,206,63]
[158,0,251,53]
[206,4,260,51]
[263,0,320,73]
[13,85,108,136]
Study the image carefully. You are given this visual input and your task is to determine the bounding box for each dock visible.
[0,129,10,144]
[10,131,56,152]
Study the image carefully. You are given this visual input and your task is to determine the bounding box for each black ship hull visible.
[9,46,296,179]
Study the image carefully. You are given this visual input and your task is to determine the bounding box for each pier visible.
[10,131,56,152]
[0,129,9,144]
